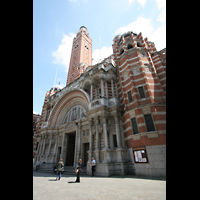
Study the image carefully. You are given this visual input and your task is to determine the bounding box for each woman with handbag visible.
[56,158,64,180]
[75,159,82,183]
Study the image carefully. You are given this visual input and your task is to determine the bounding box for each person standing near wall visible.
[91,157,96,177]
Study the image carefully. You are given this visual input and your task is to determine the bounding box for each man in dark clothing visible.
[56,158,64,180]
[91,157,96,177]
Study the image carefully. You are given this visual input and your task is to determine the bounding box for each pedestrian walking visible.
[91,157,96,177]
[56,158,64,180]
[75,159,82,183]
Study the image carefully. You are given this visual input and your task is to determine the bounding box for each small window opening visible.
[127,43,133,49]
[120,48,124,55]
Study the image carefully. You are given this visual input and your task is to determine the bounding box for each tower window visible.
[75,44,78,50]
[128,91,133,103]
[144,114,156,132]
[137,42,142,47]
[120,48,124,55]
[35,142,39,150]
[113,135,117,148]
[138,86,145,99]
[85,45,89,50]
[127,43,133,49]
[131,118,139,134]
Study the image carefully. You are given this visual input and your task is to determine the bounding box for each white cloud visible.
[156,0,166,10]
[129,0,146,8]
[156,0,166,23]
[92,46,113,65]
[33,111,38,114]
[157,7,166,23]
[52,33,76,74]
[115,16,166,51]
[115,16,154,38]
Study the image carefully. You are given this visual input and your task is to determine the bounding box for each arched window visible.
[62,105,86,124]
[137,42,142,47]
[120,48,124,55]
[127,43,133,49]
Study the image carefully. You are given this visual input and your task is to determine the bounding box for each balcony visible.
[89,97,120,110]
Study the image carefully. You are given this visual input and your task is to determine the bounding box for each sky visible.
[33,0,166,115]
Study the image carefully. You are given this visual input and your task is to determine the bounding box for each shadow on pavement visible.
[33,171,166,181]
[68,181,80,183]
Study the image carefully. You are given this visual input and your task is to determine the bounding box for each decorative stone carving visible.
[131,65,140,75]
[143,64,152,73]
[83,138,89,143]
[91,100,101,107]
[65,121,75,129]
[98,124,103,133]
[108,98,120,107]
[123,69,129,81]
[41,122,48,128]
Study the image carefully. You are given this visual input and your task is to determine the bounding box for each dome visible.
[50,85,63,92]
[117,31,138,44]
[113,34,121,42]
[79,26,88,32]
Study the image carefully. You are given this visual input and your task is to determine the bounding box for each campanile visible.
[66,26,92,85]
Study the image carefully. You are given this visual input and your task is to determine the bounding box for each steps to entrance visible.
[35,166,87,175]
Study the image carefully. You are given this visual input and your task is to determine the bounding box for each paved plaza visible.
[33,171,166,200]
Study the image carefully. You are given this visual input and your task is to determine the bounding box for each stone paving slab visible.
[33,171,166,200]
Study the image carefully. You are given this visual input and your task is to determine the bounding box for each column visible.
[88,123,93,163]
[105,81,108,98]
[89,120,93,151]
[90,83,93,101]
[77,124,81,158]
[61,132,65,159]
[115,82,118,97]
[94,116,99,163]
[111,78,114,97]
[101,78,104,97]
[109,119,114,150]
[119,117,125,149]
[74,126,78,167]
[102,116,108,150]
[54,132,59,163]
[38,137,43,155]
[53,138,58,163]
[42,134,46,155]
[114,114,122,149]
[47,133,53,155]
[95,117,99,150]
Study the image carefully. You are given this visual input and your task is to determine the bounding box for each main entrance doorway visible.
[65,133,75,166]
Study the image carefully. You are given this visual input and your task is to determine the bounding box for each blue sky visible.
[33,0,166,115]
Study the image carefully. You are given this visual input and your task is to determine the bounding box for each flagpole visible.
[54,66,58,85]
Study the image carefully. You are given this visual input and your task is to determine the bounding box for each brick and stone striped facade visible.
[33,27,166,177]
[66,26,92,85]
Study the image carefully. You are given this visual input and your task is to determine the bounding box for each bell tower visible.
[66,26,92,85]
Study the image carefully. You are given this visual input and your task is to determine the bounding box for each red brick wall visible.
[67,27,92,85]
[113,31,166,150]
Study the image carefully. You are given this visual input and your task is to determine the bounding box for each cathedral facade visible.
[33,26,166,177]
